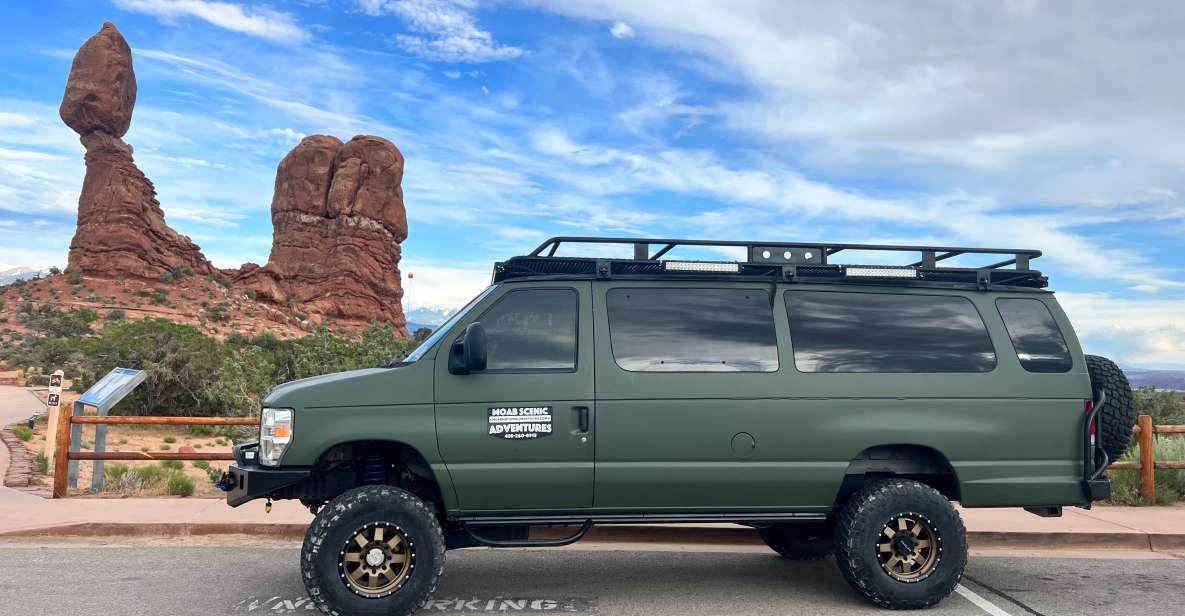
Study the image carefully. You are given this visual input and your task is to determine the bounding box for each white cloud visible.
[114,0,311,43]
[1058,292,1185,368]
[526,1,1185,208]
[363,0,524,62]
[608,21,634,39]
[399,259,491,310]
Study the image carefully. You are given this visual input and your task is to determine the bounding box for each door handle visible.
[575,406,590,433]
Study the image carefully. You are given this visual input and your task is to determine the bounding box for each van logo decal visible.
[488,406,553,440]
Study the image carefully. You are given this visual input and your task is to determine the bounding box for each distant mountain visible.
[404,306,456,327]
[1125,369,1185,391]
[0,267,49,286]
[406,321,437,334]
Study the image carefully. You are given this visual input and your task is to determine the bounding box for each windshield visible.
[395,285,496,365]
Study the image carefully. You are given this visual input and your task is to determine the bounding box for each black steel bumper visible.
[218,442,310,507]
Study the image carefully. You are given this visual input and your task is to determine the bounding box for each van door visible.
[435,282,594,513]
[591,283,813,511]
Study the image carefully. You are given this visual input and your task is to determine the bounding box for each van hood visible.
[262,361,433,410]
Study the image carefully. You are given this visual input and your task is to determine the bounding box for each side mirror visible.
[448,322,487,375]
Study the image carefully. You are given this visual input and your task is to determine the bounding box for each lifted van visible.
[220,237,1136,613]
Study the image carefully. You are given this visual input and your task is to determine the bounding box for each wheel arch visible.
[835,444,961,504]
[308,439,452,515]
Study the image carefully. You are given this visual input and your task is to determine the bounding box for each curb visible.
[2,522,1182,551]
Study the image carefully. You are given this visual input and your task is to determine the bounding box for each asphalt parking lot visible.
[0,542,1182,616]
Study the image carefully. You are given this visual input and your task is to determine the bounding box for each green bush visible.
[12,426,33,441]
[205,467,223,484]
[1135,387,1185,425]
[192,460,211,470]
[66,271,82,285]
[1108,436,1185,505]
[161,459,184,471]
[34,452,48,474]
[163,436,177,444]
[159,443,171,451]
[187,425,216,437]
[130,464,165,484]
[140,446,150,453]
[167,473,195,497]
[104,462,131,481]
[106,309,125,321]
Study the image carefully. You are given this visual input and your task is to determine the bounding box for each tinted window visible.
[996,298,1072,373]
[606,288,778,372]
[784,291,996,373]
[478,289,577,371]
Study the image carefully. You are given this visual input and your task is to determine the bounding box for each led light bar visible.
[664,261,741,273]
[845,266,918,279]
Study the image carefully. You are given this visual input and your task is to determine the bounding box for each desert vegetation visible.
[1,304,416,418]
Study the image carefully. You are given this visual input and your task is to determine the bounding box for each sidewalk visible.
[1,494,1182,550]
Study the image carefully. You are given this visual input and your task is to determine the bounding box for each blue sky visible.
[0,1,1182,367]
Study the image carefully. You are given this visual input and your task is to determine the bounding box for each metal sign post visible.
[67,368,147,491]
[43,370,65,464]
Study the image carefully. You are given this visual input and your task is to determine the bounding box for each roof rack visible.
[493,236,1047,290]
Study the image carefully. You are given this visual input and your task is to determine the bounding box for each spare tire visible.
[1085,354,1137,461]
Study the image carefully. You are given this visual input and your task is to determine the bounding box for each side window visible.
[996,298,1073,373]
[477,289,577,371]
[606,288,778,372]
[784,291,996,373]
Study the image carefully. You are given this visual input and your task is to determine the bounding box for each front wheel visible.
[834,479,966,610]
[302,486,445,616]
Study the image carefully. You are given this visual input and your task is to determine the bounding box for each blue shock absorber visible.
[360,454,387,484]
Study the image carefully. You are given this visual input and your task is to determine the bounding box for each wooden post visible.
[1138,414,1155,505]
[52,410,72,498]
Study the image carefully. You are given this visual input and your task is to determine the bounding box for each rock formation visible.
[238,135,409,332]
[61,22,214,279]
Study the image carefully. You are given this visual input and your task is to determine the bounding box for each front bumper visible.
[218,442,310,507]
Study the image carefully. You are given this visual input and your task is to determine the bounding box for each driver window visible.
[477,289,578,371]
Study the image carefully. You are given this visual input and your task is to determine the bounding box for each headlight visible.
[260,408,293,467]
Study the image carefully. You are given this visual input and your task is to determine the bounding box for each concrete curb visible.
[2,522,1182,551]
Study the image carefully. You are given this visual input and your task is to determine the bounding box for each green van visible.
[220,237,1136,613]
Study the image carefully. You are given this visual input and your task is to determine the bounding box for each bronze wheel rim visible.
[877,513,939,582]
[339,522,414,598]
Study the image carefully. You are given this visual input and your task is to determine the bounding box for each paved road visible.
[0,543,1181,616]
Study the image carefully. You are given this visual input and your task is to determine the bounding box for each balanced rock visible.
[61,22,213,279]
[60,22,137,137]
[239,135,409,332]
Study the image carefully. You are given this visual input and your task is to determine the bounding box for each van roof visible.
[492,236,1049,291]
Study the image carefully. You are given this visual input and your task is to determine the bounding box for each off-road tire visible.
[758,523,834,560]
[1086,354,1137,462]
[301,485,445,616]
[834,479,966,610]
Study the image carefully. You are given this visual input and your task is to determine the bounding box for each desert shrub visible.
[131,464,165,484]
[48,266,61,275]
[187,425,215,437]
[192,460,211,470]
[140,446,150,453]
[159,271,175,283]
[117,438,128,445]
[1135,387,1185,425]
[66,271,82,285]
[161,459,184,471]
[106,309,125,321]
[1108,436,1185,505]
[193,443,202,449]
[150,288,169,305]
[159,443,171,451]
[12,426,33,441]
[167,473,195,497]
[104,463,131,481]
[205,467,223,484]
[163,436,176,444]
[34,452,48,474]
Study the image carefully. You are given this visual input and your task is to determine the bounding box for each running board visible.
[455,512,827,525]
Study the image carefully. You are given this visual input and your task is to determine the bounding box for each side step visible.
[461,520,593,548]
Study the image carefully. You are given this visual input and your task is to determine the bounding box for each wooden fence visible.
[1106,415,1185,504]
[52,414,258,498]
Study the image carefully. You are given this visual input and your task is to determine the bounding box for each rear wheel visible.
[302,485,445,616]
[1086,354,1137,462]
[758,523,833,560]
[835,479,966,610]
